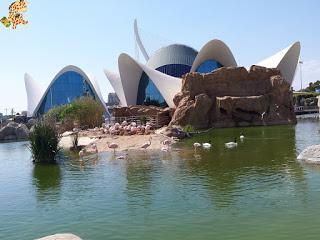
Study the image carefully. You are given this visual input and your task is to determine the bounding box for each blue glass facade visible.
[196,60,223,73]
[136,64,191,107]
[36,71,96,115]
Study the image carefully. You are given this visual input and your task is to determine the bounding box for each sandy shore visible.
[59,132,174,153]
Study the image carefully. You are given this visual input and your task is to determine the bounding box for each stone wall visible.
[111,105,173,128]
[170,65,296,129]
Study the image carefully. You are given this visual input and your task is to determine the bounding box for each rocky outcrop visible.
[0,122,30,141]
[170,66,296,129]
[155,125,188,139]
[36,233,82,240]
[297,145,320,164]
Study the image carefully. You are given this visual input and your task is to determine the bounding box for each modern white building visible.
[25,65,108,117]
[104,20,301,108]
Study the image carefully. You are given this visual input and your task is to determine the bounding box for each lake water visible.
[1,120,320,240]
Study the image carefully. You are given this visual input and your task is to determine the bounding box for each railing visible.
[294,106,319,115]
[110,114,170,129]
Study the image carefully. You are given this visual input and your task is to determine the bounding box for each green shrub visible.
[44,97,104,131]
[29,121,60,163]
[183,124,195,133]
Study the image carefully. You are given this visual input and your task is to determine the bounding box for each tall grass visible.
[29,121,60,163]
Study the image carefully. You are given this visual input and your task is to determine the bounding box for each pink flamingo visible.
[162,139,173,146]
[107,142,119,153]
[90,143,98,154]
[141,137,152,150]
[79,149,85,158]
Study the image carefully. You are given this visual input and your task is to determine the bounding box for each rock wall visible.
[170,66,296,129]
[111,105,173,128]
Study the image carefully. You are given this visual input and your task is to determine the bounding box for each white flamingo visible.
[107,142,119,153]
[225,138,238,148]
[202,141,212,149]
[240,133,245,141]
[193,142,201,153]
[141,137,152,150]
[79,149,85,158]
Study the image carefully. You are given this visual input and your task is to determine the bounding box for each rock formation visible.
[0,122,30,141]
[170,66,296,129]
[36,233,82,240]
[297,145,320,164]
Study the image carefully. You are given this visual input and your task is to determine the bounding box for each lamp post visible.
[299,60,303,91]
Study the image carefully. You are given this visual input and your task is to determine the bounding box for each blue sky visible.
[0,0,319,113]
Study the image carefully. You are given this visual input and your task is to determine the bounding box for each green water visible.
[1,120,320,240]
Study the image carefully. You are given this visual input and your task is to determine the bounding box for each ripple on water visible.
[1,122,320,239]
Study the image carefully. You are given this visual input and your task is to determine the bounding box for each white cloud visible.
[292,59,320,90]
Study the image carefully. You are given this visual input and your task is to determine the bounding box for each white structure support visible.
[24,73,44,117]
[25,65,108,117]
[256,42,301,85]
[134,19,150,62]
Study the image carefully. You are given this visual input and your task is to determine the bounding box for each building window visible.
[196,60,223,73]
[36,71,96,115]
[136,64,191,107]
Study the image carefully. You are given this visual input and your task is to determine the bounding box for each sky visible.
[0,0,320,114]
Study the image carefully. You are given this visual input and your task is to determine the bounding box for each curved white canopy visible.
[24,73,44,117]
[256,42,301,85]
[191,39,237,72]
[104,53,181,108]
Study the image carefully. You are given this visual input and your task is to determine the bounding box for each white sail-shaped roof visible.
[256,42,301,85]
[104,53,181,108]
[24,73,44,117]
[191,39,237,72]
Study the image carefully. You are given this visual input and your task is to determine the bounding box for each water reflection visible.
[32,163,62,202]
[124,152,155,208]
[175,125,307,208]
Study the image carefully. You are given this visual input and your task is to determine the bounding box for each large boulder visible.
[170,93,213,129]
[170,65,296,129]
[36,233,82,240]
[0,122,30,141]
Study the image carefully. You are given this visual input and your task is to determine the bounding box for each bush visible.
[29,121,60,163]
[44,97,104,131]
[183,124,195,133]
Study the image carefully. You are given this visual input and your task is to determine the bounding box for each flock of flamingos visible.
[78,120,245,161]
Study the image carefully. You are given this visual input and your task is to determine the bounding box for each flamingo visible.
[240,133,245,141]
[193,142,201,153]
[116,154,128,160]
[202,140,212,149]
[161,146,169,152]
[90,143,98,154]
[225,138,238,148]
[193,142,201,149]
[161,139,173,150]
[141,137,152,150]
[79,149,85,158]
[107,142,119,153]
